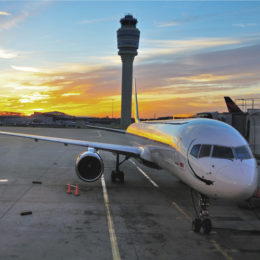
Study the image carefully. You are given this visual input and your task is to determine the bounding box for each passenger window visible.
[190,144,201,158]
[212,146,234,159]
[199,145,211,158]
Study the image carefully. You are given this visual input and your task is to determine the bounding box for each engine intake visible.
[75,150,104,182]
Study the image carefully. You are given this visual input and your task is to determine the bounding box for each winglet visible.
[224,96,243,113]
[133,78,140,123]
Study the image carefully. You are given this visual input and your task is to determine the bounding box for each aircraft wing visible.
[0,131,142,157]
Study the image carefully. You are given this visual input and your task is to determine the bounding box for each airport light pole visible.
[117,14,140,129]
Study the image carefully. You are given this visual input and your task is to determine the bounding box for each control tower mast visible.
[117,14,140,129]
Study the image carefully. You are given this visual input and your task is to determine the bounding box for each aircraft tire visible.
[111,171,117,183]
[111,170,124,184]
[118,172,124,184]
[192,218,201,233]
[201,219,212,235]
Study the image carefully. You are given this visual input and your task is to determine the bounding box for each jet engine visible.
[75,149,104,182]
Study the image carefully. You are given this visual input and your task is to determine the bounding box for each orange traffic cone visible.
[67,183,72,194]
[74,184,79,196]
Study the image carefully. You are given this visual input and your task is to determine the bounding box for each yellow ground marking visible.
[130,160,234,260]
[172,201,233,260]
[210,239,234,260]
[172,201,192,221]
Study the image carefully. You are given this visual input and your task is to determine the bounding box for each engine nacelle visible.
[75,150,104,182]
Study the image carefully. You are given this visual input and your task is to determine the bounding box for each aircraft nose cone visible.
[239,161,258,198]
[217,160,258,200]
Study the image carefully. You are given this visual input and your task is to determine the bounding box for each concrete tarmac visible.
[0,127,259,260]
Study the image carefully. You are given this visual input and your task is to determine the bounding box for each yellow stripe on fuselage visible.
[127,122,180,150]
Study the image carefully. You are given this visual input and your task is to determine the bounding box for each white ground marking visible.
[130,159,159,188]
[101,175,121,260]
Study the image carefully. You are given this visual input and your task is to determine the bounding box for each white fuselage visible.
[127,118,258,200]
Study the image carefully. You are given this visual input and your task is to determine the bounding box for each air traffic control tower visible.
[117,14,140,129]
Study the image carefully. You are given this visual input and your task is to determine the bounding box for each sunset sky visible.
[0,1,260,118]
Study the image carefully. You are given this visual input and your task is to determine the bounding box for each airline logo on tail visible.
[224,96,243,113]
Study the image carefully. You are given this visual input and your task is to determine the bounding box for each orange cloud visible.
[0,62,259,118]
[0,63,122,117]
[1,39,260,119]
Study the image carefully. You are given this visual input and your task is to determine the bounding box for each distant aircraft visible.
[224,96,243,113]
[0,83,258,234]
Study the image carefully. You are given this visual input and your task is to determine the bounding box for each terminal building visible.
[0,99,259,160]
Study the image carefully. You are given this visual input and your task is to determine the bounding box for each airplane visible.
[0,82,258,235]
[224,96,243,113]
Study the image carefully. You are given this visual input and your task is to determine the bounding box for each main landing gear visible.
[111,154,129,184]
[191,190,212,235]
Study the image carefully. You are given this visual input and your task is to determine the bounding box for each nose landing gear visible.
[191,190,212,234]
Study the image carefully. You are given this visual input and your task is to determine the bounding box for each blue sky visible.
[0,1,260,117]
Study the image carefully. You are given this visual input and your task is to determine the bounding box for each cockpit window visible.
[212,145,234,159]
[199,145,211,158]
[190,144,201,158]
[235,146,252,160]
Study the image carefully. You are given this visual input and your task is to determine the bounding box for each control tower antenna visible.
[117,14,140,129]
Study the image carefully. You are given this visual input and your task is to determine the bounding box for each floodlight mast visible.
[117,14,140,129]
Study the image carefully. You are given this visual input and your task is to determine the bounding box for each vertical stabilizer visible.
[133,79,140,123]
[224,96,243,113]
